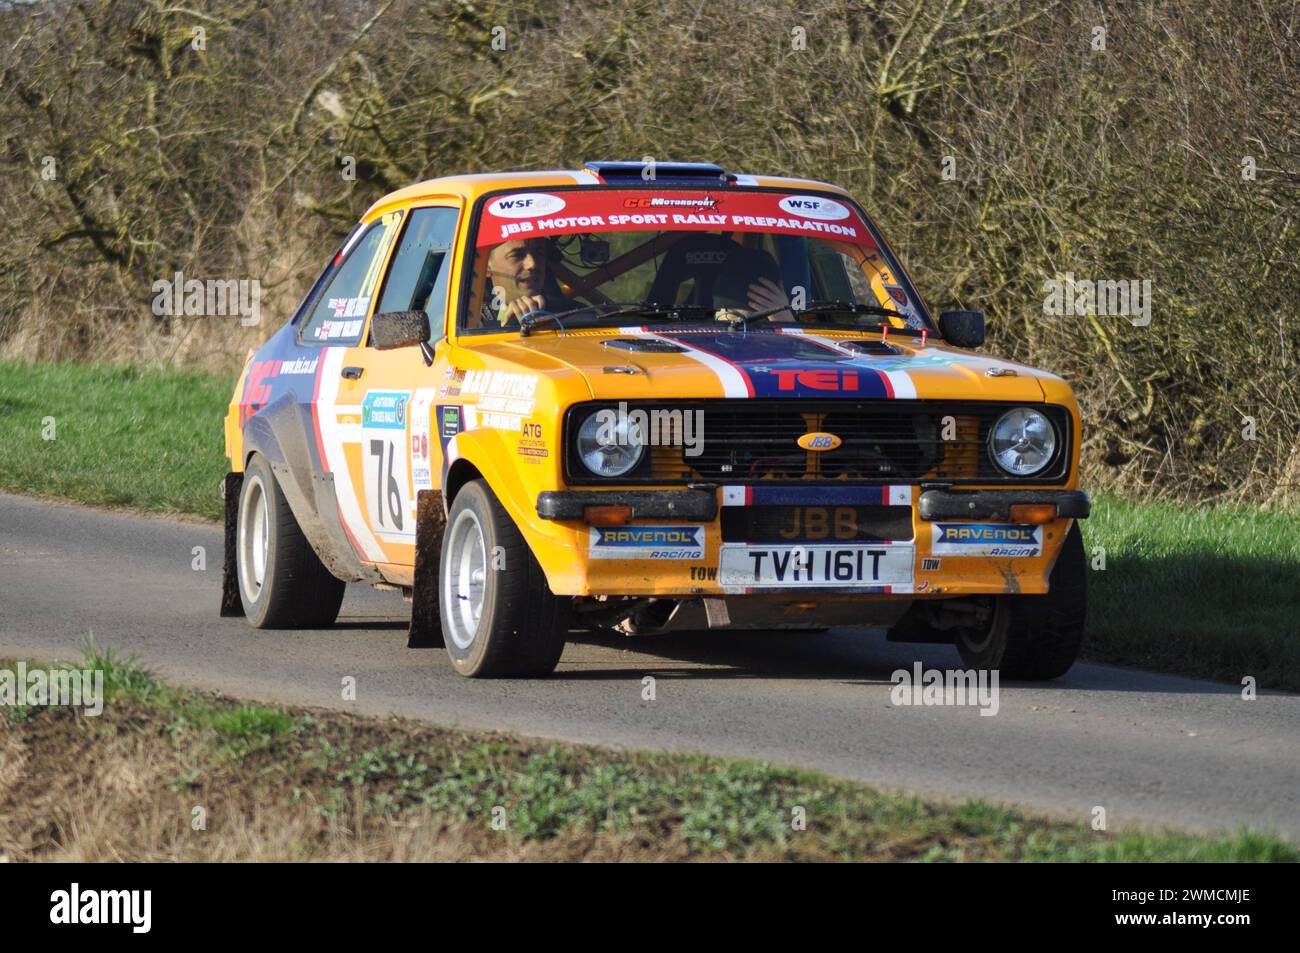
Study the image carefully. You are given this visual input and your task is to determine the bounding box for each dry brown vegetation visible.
[3,664,1293,862]
[0,0,1296,502]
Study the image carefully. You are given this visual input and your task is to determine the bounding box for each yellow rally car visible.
[221,161,1090,678]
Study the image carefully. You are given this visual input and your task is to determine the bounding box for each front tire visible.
[439,479,568,677]
[237,454,345,628]
[956,522,1087,679]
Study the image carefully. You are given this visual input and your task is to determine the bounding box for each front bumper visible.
[917,488,1091,521]
[530,485,1087,598]
[537,488,717,521]
[538,487,1090,523]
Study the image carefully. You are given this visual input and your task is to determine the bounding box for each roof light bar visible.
[583,160,735,184]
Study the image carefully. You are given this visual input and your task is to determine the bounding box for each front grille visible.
[563,400,1071,485]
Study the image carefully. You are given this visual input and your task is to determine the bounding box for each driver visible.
[483,237,576,327]
[710,244,794,323]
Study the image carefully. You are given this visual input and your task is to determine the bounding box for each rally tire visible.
[956,522,1087,680]
[236,454,345,628]
[439,479,568,677]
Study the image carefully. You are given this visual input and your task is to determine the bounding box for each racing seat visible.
[647,234,781,310]
[710,244,782,310]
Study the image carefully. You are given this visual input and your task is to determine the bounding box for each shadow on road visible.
[321,592,1246,695]
[553,626,1245,695]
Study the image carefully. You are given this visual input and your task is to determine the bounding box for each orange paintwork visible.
[225,168,1085,601]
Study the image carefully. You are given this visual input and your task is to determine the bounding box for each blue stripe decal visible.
[656,330,892,398]
[744,485,890,506]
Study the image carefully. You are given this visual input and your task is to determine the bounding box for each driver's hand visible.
[747,277,793,323]
[503,294,549,323]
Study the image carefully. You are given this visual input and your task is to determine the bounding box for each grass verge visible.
[1082,498,1300,691]
[0,359,1296,690]
[0,361,234,521]
[0,647,1293,862]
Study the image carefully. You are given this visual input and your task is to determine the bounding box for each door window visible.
[300,211,403,344]
[375,206,460,342]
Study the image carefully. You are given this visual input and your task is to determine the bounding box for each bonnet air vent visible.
[602,338,687,353]
[841,339,904,356]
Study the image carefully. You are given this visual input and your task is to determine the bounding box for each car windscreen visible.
[462,188,931,333]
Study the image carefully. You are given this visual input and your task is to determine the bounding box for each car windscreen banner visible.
[476,189,878,248]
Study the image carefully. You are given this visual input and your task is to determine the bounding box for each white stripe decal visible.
[571,170,601,184]
[786,329,917,399]
[317,347,386,562]
[880,368,916,399]
[633,330,751,398]
[336,226,366,261]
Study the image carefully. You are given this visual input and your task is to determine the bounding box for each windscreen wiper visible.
[728,303,798,328]
[798,300,907,320]
[518,302,714,336]
[729,299,907,329]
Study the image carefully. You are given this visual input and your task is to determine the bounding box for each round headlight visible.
[989,408,1057,476]
[577,409,646,477]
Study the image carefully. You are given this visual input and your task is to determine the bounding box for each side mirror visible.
[938,310,985,348]
[370,310,430,350]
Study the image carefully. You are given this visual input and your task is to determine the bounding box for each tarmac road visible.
[2,492,1296,838]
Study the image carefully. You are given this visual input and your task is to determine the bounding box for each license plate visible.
[718,543,914,588]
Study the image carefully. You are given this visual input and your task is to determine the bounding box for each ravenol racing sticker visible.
[589,525,704,560]
[361,391,409,429]
[931,523,1042,557]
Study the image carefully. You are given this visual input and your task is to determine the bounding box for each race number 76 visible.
[368,438,405,531]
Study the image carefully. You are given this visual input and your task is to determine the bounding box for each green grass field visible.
[1082,498,1299,690]
[0,361,233,521]
[1,360,1295,690]
[1,646,1292,862]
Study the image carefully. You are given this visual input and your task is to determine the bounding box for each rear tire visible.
[237,454,345,628]
[956,522,1087,680]
[439,479,568,677]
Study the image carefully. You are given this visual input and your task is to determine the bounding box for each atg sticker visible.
[931,523,1042,557]
[589,525,704,560]
[361,391,409,429]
